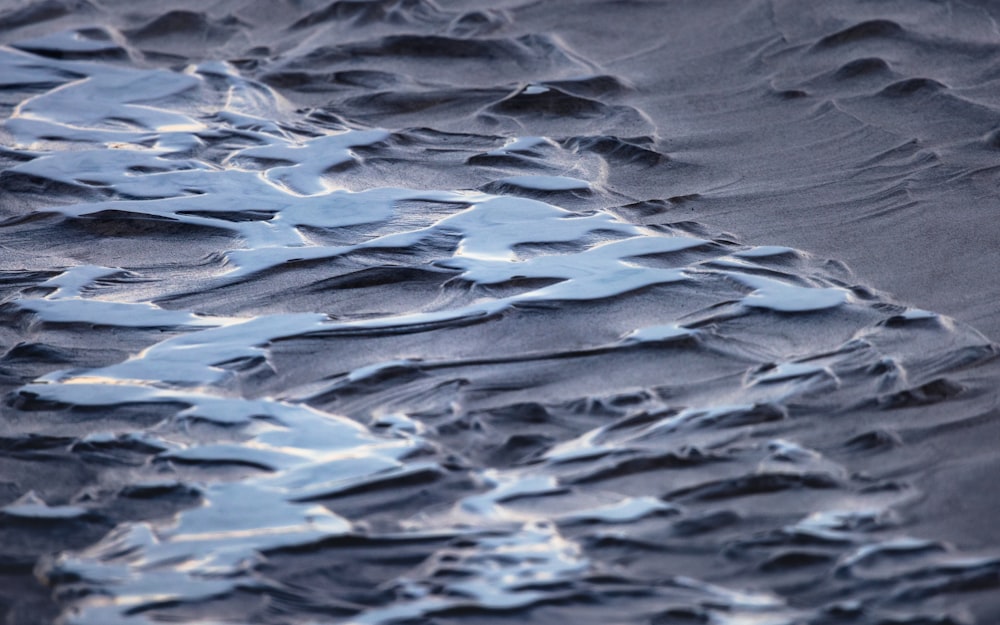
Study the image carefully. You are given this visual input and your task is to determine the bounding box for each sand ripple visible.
[2,3,1000,624]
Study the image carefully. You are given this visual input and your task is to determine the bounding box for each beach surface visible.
[2,1,1000,623]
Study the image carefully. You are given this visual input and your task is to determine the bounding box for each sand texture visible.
[1,1,1000,624]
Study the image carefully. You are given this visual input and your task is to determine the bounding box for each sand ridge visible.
[1,1,1000,623]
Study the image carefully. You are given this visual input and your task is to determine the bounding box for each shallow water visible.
[2,2,1000,624]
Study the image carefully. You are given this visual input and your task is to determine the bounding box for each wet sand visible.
[1,1,1000,623]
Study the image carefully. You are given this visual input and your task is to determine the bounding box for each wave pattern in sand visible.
[1,3,1000,624]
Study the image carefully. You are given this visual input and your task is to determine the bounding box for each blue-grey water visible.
[2,1,1000,624]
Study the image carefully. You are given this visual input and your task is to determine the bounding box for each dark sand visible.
[1,1,1000,624]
